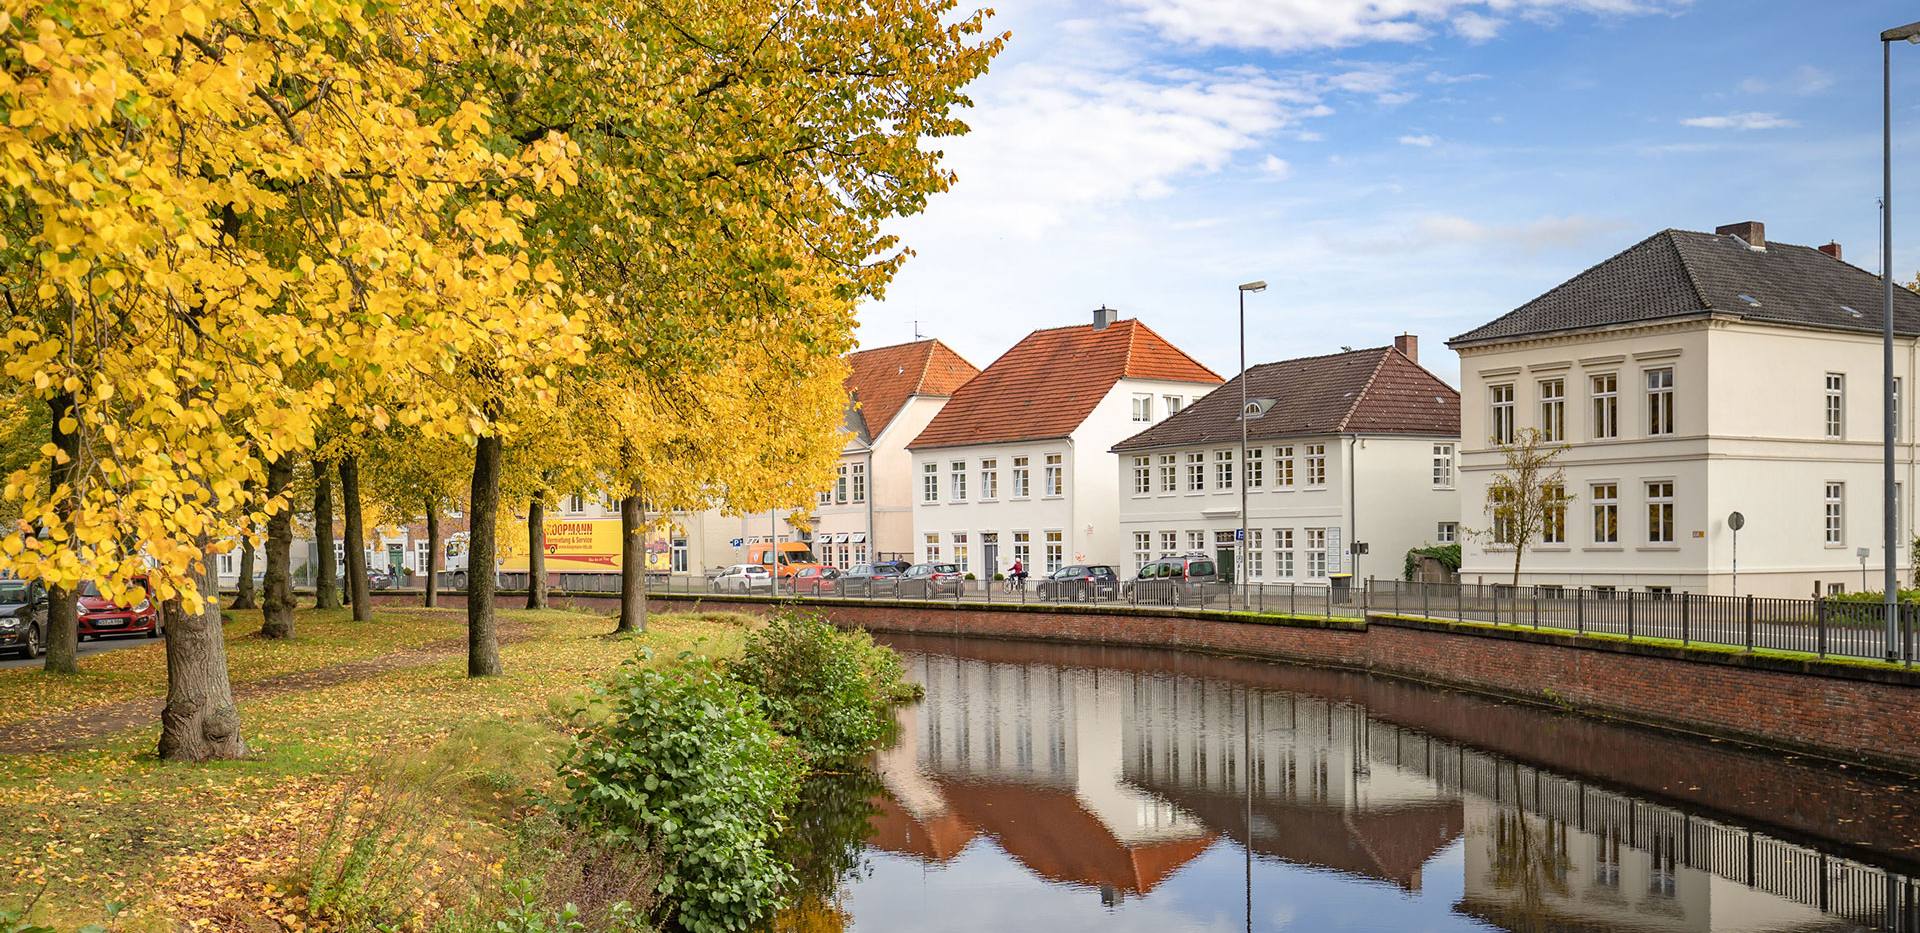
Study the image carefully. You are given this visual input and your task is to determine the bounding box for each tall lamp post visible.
[1883,21,1920,661]
[1238,280,1267,611]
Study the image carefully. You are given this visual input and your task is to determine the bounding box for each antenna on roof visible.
[913,320,925,340]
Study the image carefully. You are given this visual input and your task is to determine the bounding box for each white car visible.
[712,564,772,593]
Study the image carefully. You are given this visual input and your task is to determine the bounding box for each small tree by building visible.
[1481,428,1574,586]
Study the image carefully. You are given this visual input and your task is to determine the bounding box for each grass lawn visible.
[0,604,756,931]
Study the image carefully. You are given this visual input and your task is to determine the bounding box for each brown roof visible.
[934,779,1217,895]
[845,339,980,441]
[910,319,1222,450]
[1112,346,1458,451]
[865,793,978,863]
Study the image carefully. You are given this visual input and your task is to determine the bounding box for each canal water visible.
[775,633,1920,933]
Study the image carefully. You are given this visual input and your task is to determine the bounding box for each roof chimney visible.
[1392,333,1419,363]
[1819,241,1843,261]
[1092,306,1119,330]
[1715,220,1766,250]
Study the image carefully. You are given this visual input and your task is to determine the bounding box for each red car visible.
[77,577,161,641]
[791,567,841,596]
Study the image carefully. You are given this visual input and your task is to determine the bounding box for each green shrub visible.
[1403,543,1462,581]
[727,611,909,764]
[557,655,803,933]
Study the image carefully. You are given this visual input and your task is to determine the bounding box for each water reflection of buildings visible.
[871,647,1920,932]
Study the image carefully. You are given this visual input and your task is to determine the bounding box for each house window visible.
[1274,529,1294,578]
[1160,530,1178,556]
[1646,481,1675,544]
[922,462,939,502]
[1432,444,1454,488]
[1825,482,1845,546]
[415,541,431,572]
[818,488,833,506]
[1044,530,1064,572]
[1305,444,1327,487]
[851,463,866,503]
[1491,487,1516,544]
[1646,368,1675,436]
[1490,383,1515,444]
[1275,446,1294,488]
[1592,483,1618,544]
[950,461,968,501]
[671,537,689,573]
[1591,373,1618,439]
[1013,531,1030,569]
[1164,395,1183,415]
[1539,378,1565,442]
[219,552,235,575]
[1542,483,1566,544]
[1133,532,1152,571]
[1132,456,1151,495]
[1248,529,1264,579]
[953,532,970,574]
[1187,452,1206,492]
[835,465,849,504]
[1187,530,1206,552]
[1825,373,1845,440]
[1247,448,1264,488]
[1898,378,1906,442]
[567,494,586,513]
[1306,528,1328,578]
[980,459,998,500]
[1215,450,1234,490]
[1132,394,1153,422]
[924,533,941,563]
[1044,454,1064,496]
[1010,456,1031,498]
[1157,454,1177,492]
[1436,522,1457,544]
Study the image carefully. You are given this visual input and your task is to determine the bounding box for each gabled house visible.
[1111,338,1460,585]
[908,308,1222,575]
[1447,220,1920,596]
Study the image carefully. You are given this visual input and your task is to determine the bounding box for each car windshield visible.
[0,582,26,605]
[77,580,103,598]
[778,550,817,565]
[1088,566,1115,576]
[931,564,959,574]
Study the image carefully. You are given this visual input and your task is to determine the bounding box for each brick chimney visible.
[1716,220,1766,250]
[1091,306,1118,330]
[1393,333,1419,363]
[1819,241,1843,261]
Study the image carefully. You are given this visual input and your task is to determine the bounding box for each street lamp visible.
[1882,20,1920,660]
[1238,280,1267,611]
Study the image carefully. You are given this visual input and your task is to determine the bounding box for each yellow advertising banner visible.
[498,517,672,573]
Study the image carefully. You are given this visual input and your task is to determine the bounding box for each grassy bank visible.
[0,605,759,930]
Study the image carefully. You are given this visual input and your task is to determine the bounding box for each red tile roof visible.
[845,339,980,441]
[934,779,1216,895]
[910,319,1222,450]
[1112,345,1458,451]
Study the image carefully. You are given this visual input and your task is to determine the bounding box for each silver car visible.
[712,564,773,593]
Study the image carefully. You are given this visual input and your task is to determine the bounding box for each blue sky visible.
[858,1,1920,385]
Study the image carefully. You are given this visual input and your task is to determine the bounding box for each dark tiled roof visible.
[1111,346,1459,451]
[1450,228,1920,346]
[845,339,980,440]
[909,319,1222,450]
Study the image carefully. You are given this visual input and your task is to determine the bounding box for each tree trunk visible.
[616,493,646,634]
[1512,545,1524,588]
[340,457,371,622]
[158,541,247,761]
[467,436,503,676]
[313,459,340,610]
[526,498,548,610]
[261,456,296,638]
[424,504,440,609]
[230,539,257,610]
[42,391,79,675]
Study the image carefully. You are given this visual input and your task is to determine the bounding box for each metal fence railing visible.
[629,573,1918,667]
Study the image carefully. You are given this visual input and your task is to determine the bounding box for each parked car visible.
[791,567,841,596]
[368,569,396,591]
[838,561,909,596]
[899,562,964,598]
[0,579,49,658]
[1036,565,1121,601]
[77,576,161,641]
[712,564,773,593]
[1122,554,1220,604]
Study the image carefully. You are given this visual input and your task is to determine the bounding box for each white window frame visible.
[1044,530,1064,573]
[1164,395,1183,416]
[1591,482,1618,545]
[1539,378,1565,442]
[1825,481,1845,546]
[1274,446,1294,489]
[1012,531,1030,569]
[922,462,939,503]
[1490,383,1515,445]
[1435,522,1457,544]
[1214,449,1234,490]
[1305,444,1327,487]
[1825,373,1845,440]
[1186,529,1206,552]
[1431,443,1455,489]
[980,459,998,500]
[953,532,970,574]
[851,463,866,503]
[950,460,968,501]
[1159,530,1178,557]
[1158,454,1177,493]
[1542,483,1566,545]
[1246,448,1264,489]
[1043,454,1065,497]
[1012,456,1030,498]
[923,532,941,563]
[1132,456,1151,495]
[835,464,849,504]
[1646,480,1675,544]
[1646,368,1675,437]
[1248,528,1264,579]
[1306,528,1328,579]
[1274,528,1294,579]
[1186,452,1205,492]
[1591,373,1618,440]
[1133,532,1152,571]
[1132,393,1153,423]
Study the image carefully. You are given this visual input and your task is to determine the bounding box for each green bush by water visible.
[727,610,913,765]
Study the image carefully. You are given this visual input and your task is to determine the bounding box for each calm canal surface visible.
[776,634,1920,933]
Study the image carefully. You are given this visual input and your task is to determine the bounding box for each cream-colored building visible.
[1448,221,1920,597]
[1112,337,1460,585]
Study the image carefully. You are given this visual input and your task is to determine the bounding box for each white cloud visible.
[1329,213,1621,253]
[1736,65,1834,97]
[1427,71,1491,84]
[1681,111,1796,130]
[1117,0,1685,52]
[1261,155,1293,178]
[1399,134,1439,147]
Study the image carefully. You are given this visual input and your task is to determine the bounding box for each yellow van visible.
[745,541,825,578]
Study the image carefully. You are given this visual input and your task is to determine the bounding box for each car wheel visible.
[21,624,43,659]
[450,571,468,591]
[147,619,163,639]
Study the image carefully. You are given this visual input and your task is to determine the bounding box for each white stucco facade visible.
[1454,316,1920,596]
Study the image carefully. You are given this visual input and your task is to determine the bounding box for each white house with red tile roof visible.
[907,308,1223,576]
[1111,338,1461,588]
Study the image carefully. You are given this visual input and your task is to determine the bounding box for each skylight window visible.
[1736,294,1762,307]
[1842,305,1863,318]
